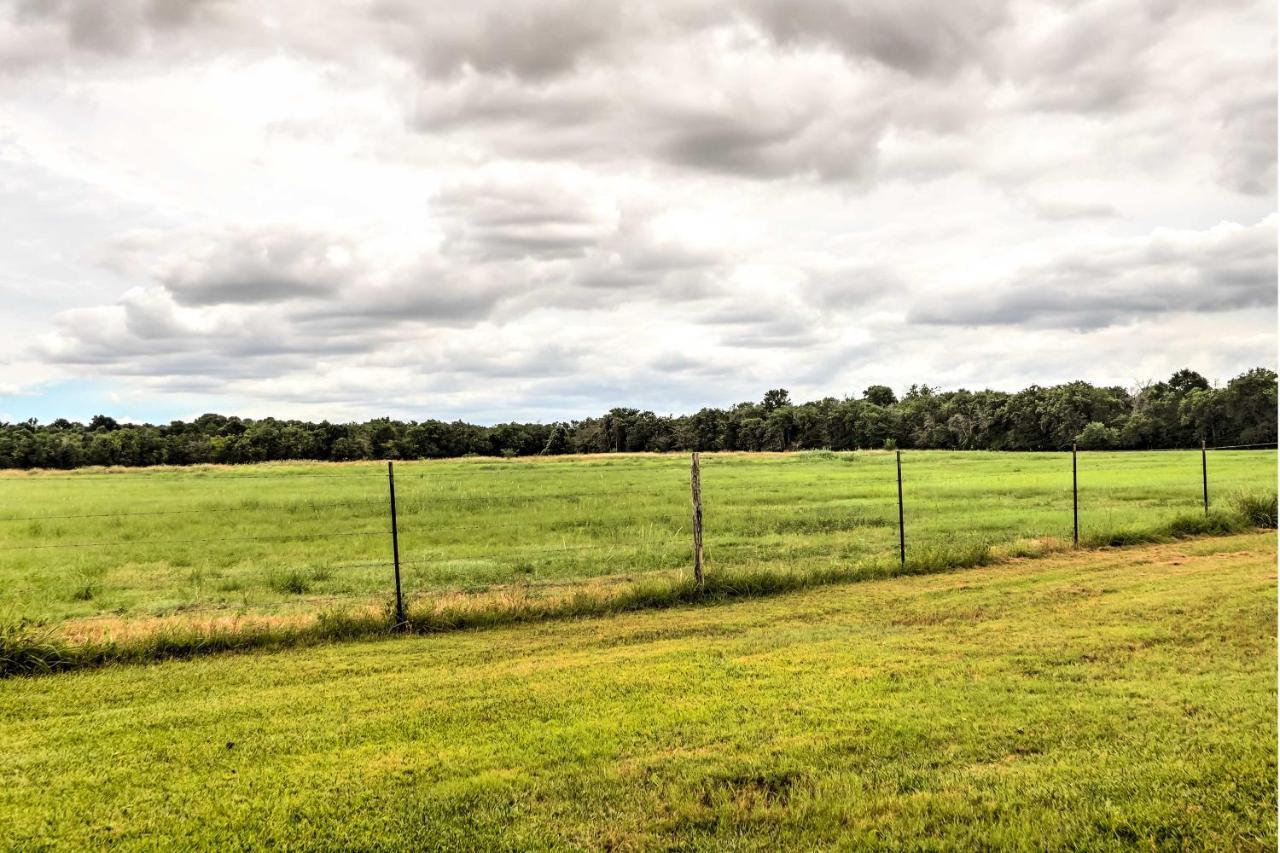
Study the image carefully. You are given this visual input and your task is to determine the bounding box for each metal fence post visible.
[387,460,405,628]
[896,450,905,566]
[1072,443,1079,548]
[1201,439,1209,515]
[690,452,704,591]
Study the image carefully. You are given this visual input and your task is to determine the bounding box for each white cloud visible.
[0,0,1273,421]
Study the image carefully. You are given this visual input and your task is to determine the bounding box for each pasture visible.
[1,533,1274,849]
[0,450,1273,632]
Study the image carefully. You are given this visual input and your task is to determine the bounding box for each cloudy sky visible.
[0,0,1275,424]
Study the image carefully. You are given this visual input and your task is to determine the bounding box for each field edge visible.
[3,500,1275,678]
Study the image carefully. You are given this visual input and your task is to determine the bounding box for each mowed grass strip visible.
[0,533,1273,850]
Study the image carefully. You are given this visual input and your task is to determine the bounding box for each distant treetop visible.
[0,368,1274,469]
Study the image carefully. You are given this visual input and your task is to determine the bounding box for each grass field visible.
[1,533,1273,849]
[1,450,1274,634]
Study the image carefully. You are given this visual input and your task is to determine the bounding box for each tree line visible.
[1,367,1274,470]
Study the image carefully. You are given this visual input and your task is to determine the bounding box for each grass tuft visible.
[1084,509,1254,548]
[0,621,72,676]
[269,569,312,595]
[1229,490,1278,528]
[69,582,96,602]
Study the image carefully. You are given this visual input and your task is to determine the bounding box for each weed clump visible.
[1229,491,1277,528]
[1086,511,1249,548]
[1163,512,1247,539]
[270,570,312,595]
[0,621,72,676]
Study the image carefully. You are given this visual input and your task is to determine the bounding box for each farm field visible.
[0,450,1275,631]
[0,533,1274,849]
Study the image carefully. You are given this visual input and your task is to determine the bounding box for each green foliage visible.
[1074,421,1118,449]
[863,384,897,407]
[1,368,1275,468]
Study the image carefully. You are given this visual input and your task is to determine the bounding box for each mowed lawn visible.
[1,533,1274,850]
[1,449,1274,626]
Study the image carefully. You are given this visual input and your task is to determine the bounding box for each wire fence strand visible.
[0,529,386,552]
[1,448,1274,622]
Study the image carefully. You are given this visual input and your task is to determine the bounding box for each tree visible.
[1220,368,1279,445]
[761,389,791,412]
[1167,368,1210,396]
[541,423,571,455]
[862,385,896,407]
[0,369,1273,468]
[88,415,119,432]
[1179,388,1226,445]
[1075,421,1118,449]
[763,407,796,450]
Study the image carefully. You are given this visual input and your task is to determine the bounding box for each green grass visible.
[0,450,1273,632]
[2,500,1266,678]
[0,533,1273,849]
[0,541,1005,677]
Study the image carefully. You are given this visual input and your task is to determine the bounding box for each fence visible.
[0,446,1274,629]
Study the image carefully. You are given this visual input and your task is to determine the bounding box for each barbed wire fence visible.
[0,443,1274,627]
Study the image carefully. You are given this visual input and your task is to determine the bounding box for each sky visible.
[0,0,1275,425]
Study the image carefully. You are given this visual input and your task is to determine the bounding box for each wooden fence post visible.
[691,452,704,591]
[1201,439,1209,515]
[1072,444,1079,548]
[387,460,405,629]
[896,450,905,566]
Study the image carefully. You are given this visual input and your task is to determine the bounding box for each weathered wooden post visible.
[896,450,905,566]
[690,452,704,591]
[387,460,405,628]
[1072,443,1079,548]
[1201,439,1209,515]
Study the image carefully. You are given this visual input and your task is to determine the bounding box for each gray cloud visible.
[1,0,242,71]
[653,99,883,182]
[35,191,734,383]
[720,321,825,349]
[106,227,355,306]
[743,0,1008,77]
[405,62,896,182]
[429,170,729,310]
[1214,91,1277,196]
[910,216,1278,329]
[369,1,633,81]
[4,0,1272,192]
[433,174,616,261]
